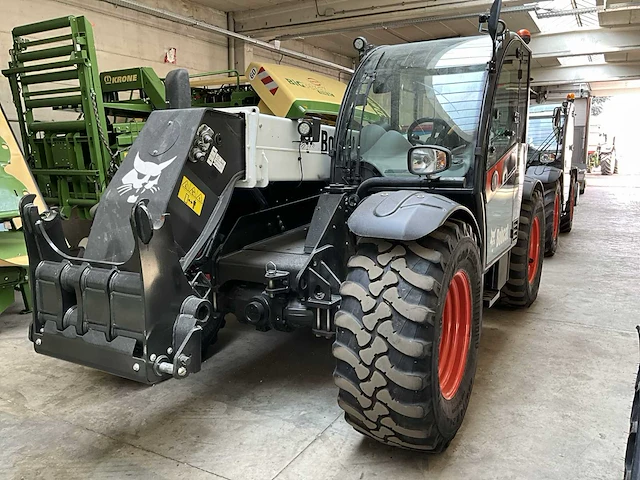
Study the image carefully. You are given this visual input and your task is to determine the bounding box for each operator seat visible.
[361,130,414,175]
[359,124,388,155]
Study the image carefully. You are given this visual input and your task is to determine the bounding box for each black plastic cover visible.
[85,108,245,263]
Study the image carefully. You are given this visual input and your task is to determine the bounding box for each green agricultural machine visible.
[0,105,46,314]
[1,16,268,225]
[2,15,347,234]
[0,134,30,313]
[2,16,164,220]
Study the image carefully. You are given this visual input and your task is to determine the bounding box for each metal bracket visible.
[154,295,210,379]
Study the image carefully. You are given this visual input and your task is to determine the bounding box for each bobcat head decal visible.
[117,152,176,203]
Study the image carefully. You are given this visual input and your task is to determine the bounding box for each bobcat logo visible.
[117,152,176,203]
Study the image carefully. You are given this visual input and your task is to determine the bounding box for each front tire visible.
[543,182,560,257]
[334,220,482,452]
[500,188,545,308]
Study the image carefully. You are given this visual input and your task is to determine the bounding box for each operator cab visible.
[527,103,570,170]
[334,36,494,186]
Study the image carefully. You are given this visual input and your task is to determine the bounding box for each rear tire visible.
[334,220,482,452]
[560,180,577,233]
[543,183,560,257]
[601,153,613,175]
[579,180,585,195]
[500,188,544,308]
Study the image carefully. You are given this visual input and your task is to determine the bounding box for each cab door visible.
[484,40,529,266]
[561,104,575,202]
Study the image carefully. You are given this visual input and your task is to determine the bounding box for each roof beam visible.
[529,27,640,60]
[531,63,640,86]
[536,1,640,18]
[234,0,532,39]
[101,0,354,74]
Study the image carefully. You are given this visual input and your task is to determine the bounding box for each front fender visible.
[526,165,562,187]
[523,175,544,200]
[347,190,477,242]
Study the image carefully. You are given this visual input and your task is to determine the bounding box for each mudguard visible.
[347,190,478,242]
[525,165,562,187]
[523,175,544,200]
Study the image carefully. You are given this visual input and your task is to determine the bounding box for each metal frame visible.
[3,16,112,219]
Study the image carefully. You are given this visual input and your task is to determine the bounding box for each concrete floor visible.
[1,173,639,480]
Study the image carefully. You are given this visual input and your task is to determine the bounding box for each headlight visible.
[353,37,367,52]
[409,148,448,175]
[297,120,312,137]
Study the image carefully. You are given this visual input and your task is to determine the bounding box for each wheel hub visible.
[438,270,472,400]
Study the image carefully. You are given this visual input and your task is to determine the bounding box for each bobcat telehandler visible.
[526,98,579,256]
[19,0,545,452]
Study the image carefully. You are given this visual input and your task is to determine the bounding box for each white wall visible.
[0,0,228,129]
[253,39,353,82]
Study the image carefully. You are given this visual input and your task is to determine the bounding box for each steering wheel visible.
[407,117,451,146]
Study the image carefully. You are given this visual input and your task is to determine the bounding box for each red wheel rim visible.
[528,216,541,283]
[552,193,560,240]
[438,270,472,400]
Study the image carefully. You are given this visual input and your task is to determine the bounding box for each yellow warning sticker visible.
[178,176,205,215]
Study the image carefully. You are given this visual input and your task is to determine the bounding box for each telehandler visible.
[19,0,545,451]
[526,98,580,256]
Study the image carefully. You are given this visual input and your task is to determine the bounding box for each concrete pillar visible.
[234,42,254,75]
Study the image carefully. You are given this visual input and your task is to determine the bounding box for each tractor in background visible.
[526,97,579,256]
[588,124,617,176]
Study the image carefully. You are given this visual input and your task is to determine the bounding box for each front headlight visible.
[408,147,450,175]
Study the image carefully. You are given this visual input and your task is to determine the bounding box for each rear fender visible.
[347,190,479,242]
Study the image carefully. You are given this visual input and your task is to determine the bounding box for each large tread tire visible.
[500,188,544,308]
[601,153,612,175]
[543,183,560,257]
[560,180,577,233]
[614,156,619,174]
[334,220,482,452]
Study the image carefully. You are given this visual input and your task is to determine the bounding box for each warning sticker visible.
[206,146,227,174]
[177,176,205,215]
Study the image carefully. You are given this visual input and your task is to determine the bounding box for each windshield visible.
[528,108,562,164]
[336,36,493,183]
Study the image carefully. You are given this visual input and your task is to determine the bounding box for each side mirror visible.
[408,146,451,176]
[553,107,562,129]
[488,0,503,40]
